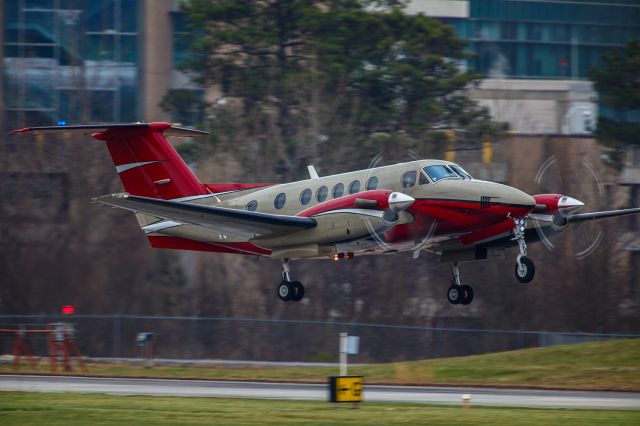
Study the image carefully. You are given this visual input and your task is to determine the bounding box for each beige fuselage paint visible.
[144,160,535,259]
[217,160,531,214]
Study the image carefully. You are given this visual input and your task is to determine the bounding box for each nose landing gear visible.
[446,262,474,305]
[512,218,535,283]
[277,259,305,302]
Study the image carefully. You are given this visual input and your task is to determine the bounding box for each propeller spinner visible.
[557,196,584,215]
[388,192,415,212]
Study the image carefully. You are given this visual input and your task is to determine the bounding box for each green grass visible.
[4,339,640,391]
[1,392,638,426]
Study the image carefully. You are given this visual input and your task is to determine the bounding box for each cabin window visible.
[316,185,328,202]
[401,171,417,188]
[348,180,361,194]
[366,176,378,190]
[300,188,312,205]
[332,183,344,198]
[246,200,258,211]
[274,192,286,209]
[424,165,459,182]
[450,164,473,179]
[419,173,430,185]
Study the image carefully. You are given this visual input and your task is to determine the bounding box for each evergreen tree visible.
[589,41,640,165]
[169,0,499,177]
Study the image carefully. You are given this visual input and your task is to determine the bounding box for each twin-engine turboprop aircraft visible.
[10,122,640,305]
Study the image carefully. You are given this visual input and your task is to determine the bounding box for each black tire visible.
[447,286,464,305]
[514,256,535,283]
[277,281,292,301]
[290,281,305,302]
[461,285,474,305]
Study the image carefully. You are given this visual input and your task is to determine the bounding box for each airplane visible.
[10,122,640,305]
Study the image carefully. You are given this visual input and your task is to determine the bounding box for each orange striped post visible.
[11,329,37,371]
[0,328,48,372]
[48,326,60,372]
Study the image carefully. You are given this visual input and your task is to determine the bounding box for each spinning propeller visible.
[360,152,438,256]
[532,156,605,259]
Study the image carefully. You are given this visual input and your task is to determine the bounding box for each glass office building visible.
[3,0,139,128]
[4,0,639,129]
[436,0,640,79]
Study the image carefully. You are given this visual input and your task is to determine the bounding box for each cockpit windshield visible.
[450,164,473,179]
[424,165,460,182]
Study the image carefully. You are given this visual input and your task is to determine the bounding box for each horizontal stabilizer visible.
[568,207,640,223]
[94,194,316,240]
[9,123,208,138]
[10,122,209,199]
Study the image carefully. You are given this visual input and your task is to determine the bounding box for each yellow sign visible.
[329,376,364,402]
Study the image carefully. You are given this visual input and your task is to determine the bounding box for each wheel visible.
[277,281,293,301]
[447,286,464,305]
[461,285,474,305]
[290,281,305,302]
[514,256,535,283]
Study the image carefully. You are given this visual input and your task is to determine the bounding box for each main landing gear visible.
[446,217,536,306]
[512,217,535,283]
[277,259,305,302]
[446,262,474,305]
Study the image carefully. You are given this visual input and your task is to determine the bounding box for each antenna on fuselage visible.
[307,165,320,179]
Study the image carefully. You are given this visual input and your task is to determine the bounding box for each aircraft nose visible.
[558,196,584,214]
[504,187,536,217]
[504,186,536,213]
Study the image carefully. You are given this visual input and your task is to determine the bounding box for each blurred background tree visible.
[163,0,501,180]
[589,41,640,166]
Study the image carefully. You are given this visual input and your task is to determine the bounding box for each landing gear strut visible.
[277,259,305,302]
[512,218,535,283]
[446,262,474,305]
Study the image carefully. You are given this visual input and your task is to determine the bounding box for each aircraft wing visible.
[566,207,640,223]
[94,193,316,240]
[433,206,640,255]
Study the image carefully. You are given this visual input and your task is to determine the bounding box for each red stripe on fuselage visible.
[382,198,531,244]
[147,236,271,256]
[458,219,514,246]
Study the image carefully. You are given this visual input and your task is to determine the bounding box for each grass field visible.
[3,339,639,391]
[1,392,639,426]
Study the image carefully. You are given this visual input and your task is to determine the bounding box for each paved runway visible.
[1,375,639,409]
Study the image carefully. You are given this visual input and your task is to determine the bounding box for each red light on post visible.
[61,305,75,315]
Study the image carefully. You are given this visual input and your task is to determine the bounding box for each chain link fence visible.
[1,315,638,363]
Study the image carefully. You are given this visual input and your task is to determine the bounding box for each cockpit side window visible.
[450,164,473,179]
[424,165,459,182]
[419,172,430,185]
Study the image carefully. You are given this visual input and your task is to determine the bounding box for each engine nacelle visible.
[259,190,415,252]
[551,214,569,230]
[533,194,584,215]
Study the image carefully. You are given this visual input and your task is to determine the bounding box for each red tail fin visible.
[10,122,208,199]
[93,122,207,199]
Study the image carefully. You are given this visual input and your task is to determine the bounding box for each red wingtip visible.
[8,127,31,135]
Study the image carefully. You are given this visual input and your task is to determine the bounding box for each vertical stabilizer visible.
[10,122,209,200]
[93,122,207,199]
